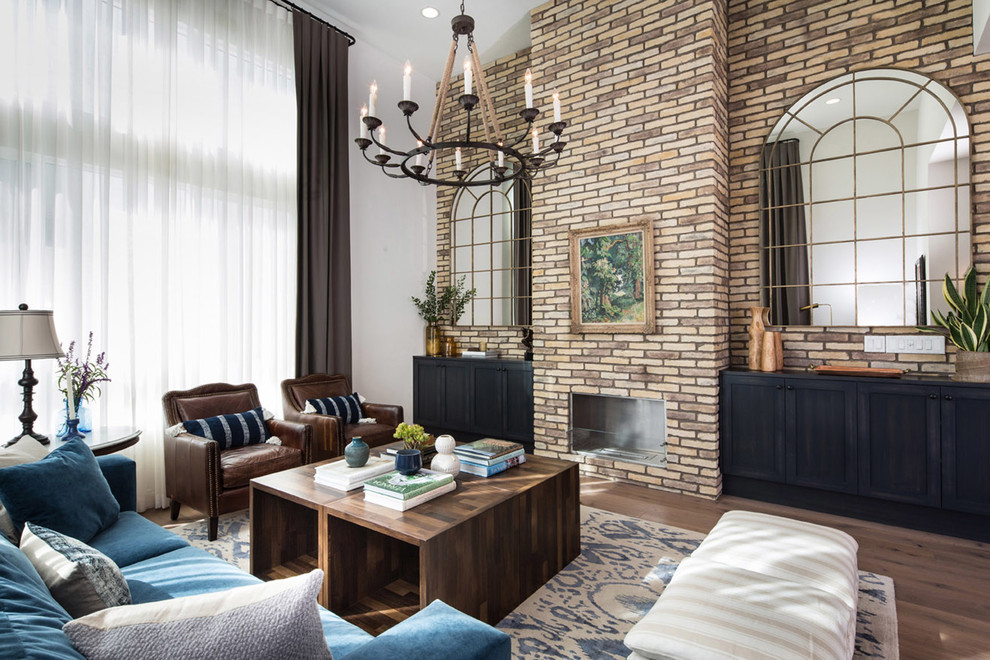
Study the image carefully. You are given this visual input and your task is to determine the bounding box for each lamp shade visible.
[0,309,64,360]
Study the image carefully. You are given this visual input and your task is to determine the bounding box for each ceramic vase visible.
[430,434,461,476]
[395,448,423,475]
[425,324,441,357]
[344,437,370,467]
[761,330,783,371]
[748,306,769,370]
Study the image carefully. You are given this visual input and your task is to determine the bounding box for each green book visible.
[362,469,454,501]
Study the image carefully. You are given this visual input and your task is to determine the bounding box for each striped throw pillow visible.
[306,393,362,424]
[181,406,270,450]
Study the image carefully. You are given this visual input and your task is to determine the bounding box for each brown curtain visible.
[293,11,351,377]
[513,181,532,326]
[760,139,811,325]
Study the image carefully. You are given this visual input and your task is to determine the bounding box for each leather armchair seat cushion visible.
[343,423,395,449]
[220,445,302,490]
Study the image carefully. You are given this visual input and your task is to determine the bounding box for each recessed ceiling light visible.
[421,7,439,18]
[825,97,841,105]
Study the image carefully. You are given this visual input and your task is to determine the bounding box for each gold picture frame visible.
[569,221,655,333]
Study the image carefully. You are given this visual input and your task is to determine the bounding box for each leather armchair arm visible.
[362,403,403,427]
[266,418,312,463]
[164,432,220,518]
[285,412,342,458]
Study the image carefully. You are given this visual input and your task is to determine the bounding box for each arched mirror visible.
[760,68,971,326]
[452,165,532,326]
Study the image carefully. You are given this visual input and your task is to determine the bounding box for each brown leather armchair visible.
[162,382,311,540]
[281,374,403,462]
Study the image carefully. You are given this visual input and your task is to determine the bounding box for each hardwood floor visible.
[580,477,990,660]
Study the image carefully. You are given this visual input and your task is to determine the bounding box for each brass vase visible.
[425,324,441,357]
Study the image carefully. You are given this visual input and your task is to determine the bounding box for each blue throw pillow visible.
[307,393,362,424]
[0,438,120,543]
[182,406,270,450]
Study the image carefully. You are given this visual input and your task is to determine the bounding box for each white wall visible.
[348,39,437,415]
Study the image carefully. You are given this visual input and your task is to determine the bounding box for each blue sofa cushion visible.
[96,455,137,512]
[120,545,373,658]
[0,438,119,542]
[89,511,189,568]
[0,534,84,659]
[340,599,511,660]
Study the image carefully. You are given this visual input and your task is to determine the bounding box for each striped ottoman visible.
[624,511,859,660]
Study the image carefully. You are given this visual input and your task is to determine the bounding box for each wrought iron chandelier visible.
[354,2,567,187]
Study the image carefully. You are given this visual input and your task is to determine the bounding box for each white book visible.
[313,456,394,490]
[363,481,456,511]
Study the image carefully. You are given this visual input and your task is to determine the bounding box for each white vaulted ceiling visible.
[301,0,546,80]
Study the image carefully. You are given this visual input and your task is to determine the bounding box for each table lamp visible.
[0,304,64,446]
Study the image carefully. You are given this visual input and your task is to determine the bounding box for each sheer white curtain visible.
[0,0,298,511]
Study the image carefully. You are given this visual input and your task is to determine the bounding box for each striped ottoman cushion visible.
[691,510,859,610]
[625,556,855,660]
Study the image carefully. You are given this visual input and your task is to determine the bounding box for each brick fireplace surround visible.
[433,0,989,500]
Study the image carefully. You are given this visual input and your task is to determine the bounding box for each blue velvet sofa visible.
[0,455,511,659]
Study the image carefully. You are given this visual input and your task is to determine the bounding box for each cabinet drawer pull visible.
[775,385,783,390]
[786,385,793,390]
[944,394,953,401]
[929,393,937,399]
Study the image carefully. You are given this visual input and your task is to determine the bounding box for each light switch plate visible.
[883,334,945,355]
[864,335,887,353]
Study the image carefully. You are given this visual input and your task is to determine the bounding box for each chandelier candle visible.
[354,0,567,187]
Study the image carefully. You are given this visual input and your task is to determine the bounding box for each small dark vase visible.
[344,437,370,467]
[394,449,423,475]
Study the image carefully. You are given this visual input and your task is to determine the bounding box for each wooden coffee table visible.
[250,453,580,629]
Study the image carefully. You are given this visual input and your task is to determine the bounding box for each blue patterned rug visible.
[173,506,897,659]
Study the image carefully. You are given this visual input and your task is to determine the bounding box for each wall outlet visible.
[883,335,945,355]
[863,335,887,353]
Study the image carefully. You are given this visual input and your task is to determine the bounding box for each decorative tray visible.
[812,365,907,378]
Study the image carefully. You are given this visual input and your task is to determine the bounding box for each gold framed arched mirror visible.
[451,164,532,326]
[760,68,971,327]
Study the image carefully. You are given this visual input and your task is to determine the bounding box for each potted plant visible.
[56,332,111,434]
[440,276,477,357]
[917,267,990,382]
[412,271,447,357]
[393,422,432,475]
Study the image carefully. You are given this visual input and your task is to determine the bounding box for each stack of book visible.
[454,438,526,477]
[313,455,394,491]
[460,349,500,359]
[362,469,456,511]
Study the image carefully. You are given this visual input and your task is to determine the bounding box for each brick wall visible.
[430,0,988,498]
[727,0,990,372]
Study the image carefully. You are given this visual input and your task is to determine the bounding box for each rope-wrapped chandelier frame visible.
[354,2,567,187]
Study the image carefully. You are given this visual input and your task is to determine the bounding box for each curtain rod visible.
[270,0,356,46]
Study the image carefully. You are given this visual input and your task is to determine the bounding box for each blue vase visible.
[344,437,370,467]
[77,405,93,433]
[394,449,423,475]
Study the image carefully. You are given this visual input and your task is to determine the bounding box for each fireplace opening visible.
[569,392,666,468]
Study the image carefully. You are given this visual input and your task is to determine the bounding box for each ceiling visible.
[302,0,546,81]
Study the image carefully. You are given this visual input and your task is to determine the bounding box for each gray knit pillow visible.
[63,569,332,660]
[20,522,131,618]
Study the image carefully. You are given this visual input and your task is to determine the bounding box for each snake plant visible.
[918,267,990,352]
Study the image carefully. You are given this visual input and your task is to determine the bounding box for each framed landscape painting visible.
[569,221,655,333]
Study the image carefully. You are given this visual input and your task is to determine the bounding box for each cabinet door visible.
[413,359,444,427]
[785,379,857,493]
[442,361,472,430]
[471,363,505,436]
[858,382,940,506]
[720,373,785,482]
[941,386,990,515]
[502,363,534,442]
